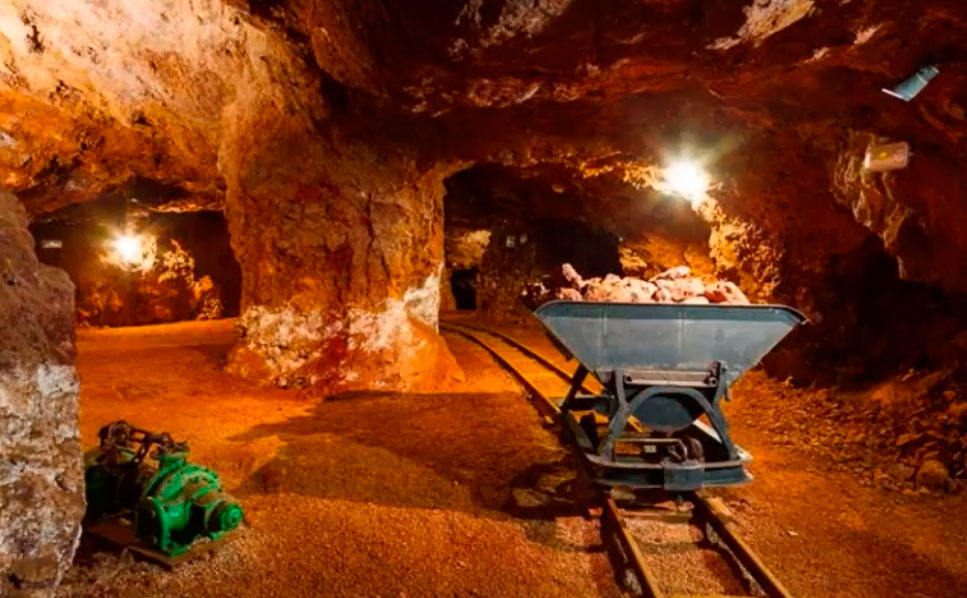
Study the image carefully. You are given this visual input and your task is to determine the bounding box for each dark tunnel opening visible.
[450,267,478,310]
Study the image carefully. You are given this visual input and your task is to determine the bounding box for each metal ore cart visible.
[534,301,806,491]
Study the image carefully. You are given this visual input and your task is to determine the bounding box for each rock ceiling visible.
[0,2,964,293]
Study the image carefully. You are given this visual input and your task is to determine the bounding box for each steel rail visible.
[440,322,564,417]
[441,320,598,393]
[603,496,665,598]
[441,318,796,598]
[441,320,663,596]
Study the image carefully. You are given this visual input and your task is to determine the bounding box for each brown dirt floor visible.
[450,314,967,598]
[59,319,624,598]
[60,315,967,598]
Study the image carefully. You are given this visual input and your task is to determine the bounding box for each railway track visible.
[440,319,796,598]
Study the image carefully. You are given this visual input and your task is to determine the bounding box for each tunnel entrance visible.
[450,267,478,310]
[533,219,621,280]
[30,202,241,327]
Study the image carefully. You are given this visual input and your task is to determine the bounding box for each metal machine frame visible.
[534,301,806,491]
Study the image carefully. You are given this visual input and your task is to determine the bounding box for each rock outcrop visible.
[30,212,235,327]
[0,192,82,597]
[832,129,967,293]
[73,239,226,327]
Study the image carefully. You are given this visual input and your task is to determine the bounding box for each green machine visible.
[84,420,243,556]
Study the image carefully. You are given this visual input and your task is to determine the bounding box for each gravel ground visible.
[61,315,967,598]
[446,313,967,598]
[626,517,747,596]
[60,319,624,598]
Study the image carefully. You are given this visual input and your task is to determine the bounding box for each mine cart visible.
[534,301,806,491]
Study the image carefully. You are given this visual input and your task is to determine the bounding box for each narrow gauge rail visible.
[440,319,796,598]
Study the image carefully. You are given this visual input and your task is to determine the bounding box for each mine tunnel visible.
[30,203,241,327]
[2,2,967,598]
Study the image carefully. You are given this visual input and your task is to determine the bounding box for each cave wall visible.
[832,128,967,293]
[475,220,622,322]
[441,228,490,312]
[618,236,715,280]
[0,2,962,390]
[0,192,82,597]
[476,224,540,322]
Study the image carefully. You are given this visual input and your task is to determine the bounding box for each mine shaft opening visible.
[442,163,629,320]
[450,267,478,310]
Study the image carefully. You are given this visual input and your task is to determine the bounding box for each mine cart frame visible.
[560,362,750,490]
[534,301,806,492]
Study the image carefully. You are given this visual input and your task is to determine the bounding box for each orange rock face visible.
[0,192,83,596]
[219,106,462,389]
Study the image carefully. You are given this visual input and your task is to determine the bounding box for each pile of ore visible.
[523,263,750,307]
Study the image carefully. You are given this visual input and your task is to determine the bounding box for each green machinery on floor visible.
[84,420,243,555]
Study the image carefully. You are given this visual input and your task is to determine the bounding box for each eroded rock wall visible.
[221,106,461,390]
[832,129,967,292]
[0,192,82,597]
[0,1,963,392]
[477,225,541,322]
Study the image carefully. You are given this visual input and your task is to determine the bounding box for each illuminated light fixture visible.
[663,160,710,202]
[112,234,143,265]
[103,229,156,271]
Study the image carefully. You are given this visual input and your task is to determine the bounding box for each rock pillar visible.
[220,110,460,390]
[0,192,83,597]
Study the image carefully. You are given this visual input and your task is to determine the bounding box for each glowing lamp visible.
[112,234,143,265]
[663,160,709,201]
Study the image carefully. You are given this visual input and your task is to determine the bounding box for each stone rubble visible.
[736,369,967,495]
[525,263,751,306]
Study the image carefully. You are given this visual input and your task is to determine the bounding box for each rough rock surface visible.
[220,102,462,389]
[831,128,967,292]
[0,0,964,387]
[29,214,234,327]
[618,235,716,281]
[0,192,82,597]
[734,368,967,495]
[445,229,491,271]
[75,240,225,327]
[526,263,750,307]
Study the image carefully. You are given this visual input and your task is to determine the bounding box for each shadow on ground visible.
[230,389,600,549]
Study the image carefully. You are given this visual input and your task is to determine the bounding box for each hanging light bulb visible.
[663,160,710,200]
[105,230,156,271]
[112,234,143,264]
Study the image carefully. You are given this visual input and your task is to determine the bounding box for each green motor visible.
[84,421,243,555]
